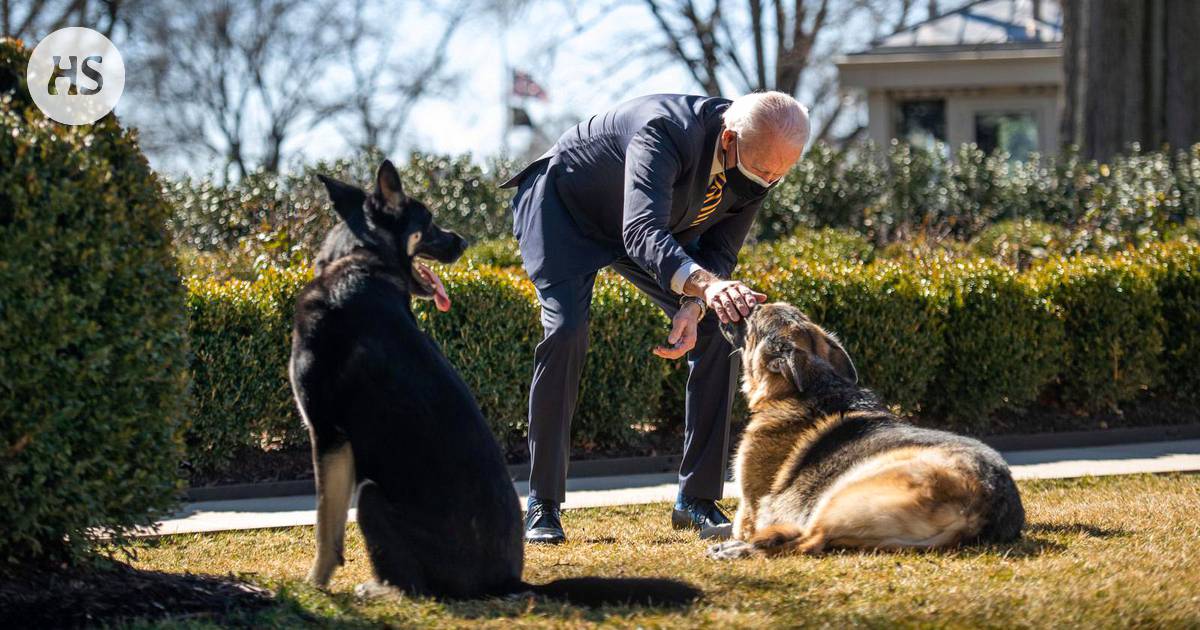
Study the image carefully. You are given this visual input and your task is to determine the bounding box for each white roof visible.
[868,0,1061,53]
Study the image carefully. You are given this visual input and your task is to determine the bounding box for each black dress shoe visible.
[672,493,732,531]
[525,497,565,544]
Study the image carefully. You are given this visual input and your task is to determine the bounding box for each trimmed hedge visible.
[459,237,524,269]
[924,259,1064,430]
[184,264,672,467]
[1033,256,1165,412]
[1143,242,1200,402]
[742,227,876,273]
[411,266,540,450]
[573,273,673,446]
[167,152,515,280]
[0,39,189,562]
[166,140,1200,287]
[757,141,1200,250]
[418,267,672,450]
[180,242,1200,473]
[186,268,309,473]
[768,260,945,413]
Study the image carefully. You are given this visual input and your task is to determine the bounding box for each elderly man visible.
[501,92,809,543]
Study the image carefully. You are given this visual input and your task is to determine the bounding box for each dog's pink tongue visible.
[417,263,451,312]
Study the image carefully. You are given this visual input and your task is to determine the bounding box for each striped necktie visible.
[690,172,726,227]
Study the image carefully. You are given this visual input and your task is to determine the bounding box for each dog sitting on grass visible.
[289,160,699,605]
[708,303,1024,560]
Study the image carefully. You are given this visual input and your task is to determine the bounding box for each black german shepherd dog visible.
[289,160,699,605]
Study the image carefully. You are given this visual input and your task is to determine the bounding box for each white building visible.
[837,0,1062,160]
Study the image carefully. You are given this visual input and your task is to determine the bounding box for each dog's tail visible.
[511,577,701,607]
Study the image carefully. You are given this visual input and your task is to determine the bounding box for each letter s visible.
[80,55,104,95]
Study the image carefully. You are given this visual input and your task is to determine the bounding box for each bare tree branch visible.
[335,0,470,154]
[643,0,719,95]
[748,0,768,90]
[631,0,908,143]
[132,0,347,178]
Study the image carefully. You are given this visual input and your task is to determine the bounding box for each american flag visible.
[512,70,548,101]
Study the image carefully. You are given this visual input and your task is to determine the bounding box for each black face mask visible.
[724,166,772,198]
[723,141,777,198]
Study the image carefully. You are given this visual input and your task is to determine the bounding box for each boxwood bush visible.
[768,259,946,413]
[459,237,524,269]
[185,265,670,463]
[923,258,1064,430]
[180,240,1200,474]
[0,39,189,562]
[1033,255,1165,412]
[420,267,670,450]
[1143,242,1200,401]
[185,268,309,473]
[168,152,516,280]
[742,227,875,274]
[413,266,541,449]
[969,218,1070,270]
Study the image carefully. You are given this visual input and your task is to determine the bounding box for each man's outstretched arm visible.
[621,118,698,294]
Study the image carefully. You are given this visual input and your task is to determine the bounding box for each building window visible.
[975,111,1038,161]
[895,99,946,153]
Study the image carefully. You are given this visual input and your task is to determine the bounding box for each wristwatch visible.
[680,295,706,321]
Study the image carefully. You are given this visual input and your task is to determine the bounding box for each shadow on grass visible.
[577,535,619,544]
[0,559,276,628]
[1025,522,1132,539]
[437,593,698,623]
[236,575,704,627]
[958,535,1066,558]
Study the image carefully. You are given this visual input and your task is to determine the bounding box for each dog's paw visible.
[306,569,330,589]
[699,522,733,541]
[354,580,402,600]
[707,539,755,560]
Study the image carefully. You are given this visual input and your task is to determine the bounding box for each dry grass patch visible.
[118,474,1200,628]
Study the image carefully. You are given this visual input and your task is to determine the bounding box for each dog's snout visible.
[424,227,468,264]
[720,319,747,349]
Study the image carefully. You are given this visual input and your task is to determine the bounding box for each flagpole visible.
[499,0,511,159]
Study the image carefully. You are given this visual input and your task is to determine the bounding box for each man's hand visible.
[653,301,702,360]
[683,268,767,323]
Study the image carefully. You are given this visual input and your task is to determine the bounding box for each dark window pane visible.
[975,111,1038,161]
[896,99,946,152]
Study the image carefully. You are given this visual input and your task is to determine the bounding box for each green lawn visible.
[119,474,1200,628]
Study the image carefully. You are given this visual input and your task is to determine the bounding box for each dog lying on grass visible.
[289,159,699,605]
[708,303,1024,559]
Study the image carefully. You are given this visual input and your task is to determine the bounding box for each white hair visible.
[722,91,810,150]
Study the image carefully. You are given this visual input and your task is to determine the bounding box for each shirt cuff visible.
[670,261,705,294]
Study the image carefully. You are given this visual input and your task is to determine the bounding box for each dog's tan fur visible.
[716,305,1009,559]
[307,442,356,586]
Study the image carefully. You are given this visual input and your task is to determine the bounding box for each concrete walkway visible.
[146,439,1200,536]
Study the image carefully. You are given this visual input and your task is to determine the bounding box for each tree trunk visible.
[1062,0,1200,160]
[1163,0,1200,152]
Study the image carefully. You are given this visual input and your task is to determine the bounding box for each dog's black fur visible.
[289,160,699,605]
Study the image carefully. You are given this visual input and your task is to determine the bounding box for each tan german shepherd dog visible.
[708,303,1024,560]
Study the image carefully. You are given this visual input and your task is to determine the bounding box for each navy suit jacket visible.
[502,94,766,293]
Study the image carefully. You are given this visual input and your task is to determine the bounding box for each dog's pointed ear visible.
[767,347,805,393]
[317,174,368,229]
[819,331,858,385]
[373,159,406,208]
